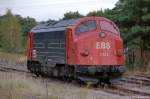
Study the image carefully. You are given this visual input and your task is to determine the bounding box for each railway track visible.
[83,79,150,97]
[0,65,150,97]
[109,84,150,96]
[0,65,29,74]
[120,77,150,86]
[135,74,150,80]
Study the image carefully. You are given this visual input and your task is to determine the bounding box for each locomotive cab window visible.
[76,20,96,34]
[100,21,118,34]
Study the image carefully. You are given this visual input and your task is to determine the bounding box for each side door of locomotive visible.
[66,27,75,65]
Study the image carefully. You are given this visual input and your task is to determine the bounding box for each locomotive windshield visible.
[76,20,96,34]
[100,20,119,34]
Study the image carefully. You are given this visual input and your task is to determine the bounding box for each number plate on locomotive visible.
[96,42,110,49]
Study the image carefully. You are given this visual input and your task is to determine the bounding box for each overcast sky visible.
[0,0,118,21]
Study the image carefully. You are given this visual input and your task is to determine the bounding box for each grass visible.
[0,52,26,67]
[0,71,124,99]
[0,52,150,98]
[0,72,59,99]
[125,62,150,76]
[0,45,26,54]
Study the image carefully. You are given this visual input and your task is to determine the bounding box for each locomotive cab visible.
[66,17,125,83]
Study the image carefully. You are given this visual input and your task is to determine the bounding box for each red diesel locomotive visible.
[27,17,125,84]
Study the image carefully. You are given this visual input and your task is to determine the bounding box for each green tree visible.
[114,0,150,48]
[0,16,2,48]
[0,9,21,53]
[16,15,36,47]
[87,10,104,16]
[63,11,83,20]
[16,16,36,37]
[87,9,117,21]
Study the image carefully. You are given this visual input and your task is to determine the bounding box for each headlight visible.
[99,32,106,38]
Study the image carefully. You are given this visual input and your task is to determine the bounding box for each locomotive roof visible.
[31,19,77,33]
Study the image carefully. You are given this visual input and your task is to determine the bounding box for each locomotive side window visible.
[76,20,96,34]
[100,21,118,34]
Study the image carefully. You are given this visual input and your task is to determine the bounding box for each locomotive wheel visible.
[77,79,85,87]
[99,73,111,86]
[35,72,40,77]
[103,78,111,85]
